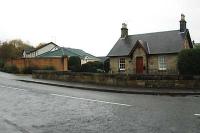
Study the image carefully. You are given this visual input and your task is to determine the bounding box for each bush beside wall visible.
[68,56,81,72]
[103,59,110,73]
[0,59,4,68]
[3,64,19,74]
[178,48,200,75]
[22,66,55,74]
[1,64,55,74]
[81,61,104,73]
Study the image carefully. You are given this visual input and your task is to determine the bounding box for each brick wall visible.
[6,57,68,71]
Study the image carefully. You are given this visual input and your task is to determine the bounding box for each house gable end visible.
[129,40,148,56]
[185,30,193,48]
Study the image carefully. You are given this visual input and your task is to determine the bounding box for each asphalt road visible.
[0,72,200,133]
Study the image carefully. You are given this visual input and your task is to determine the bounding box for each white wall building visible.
[23,42,59,58]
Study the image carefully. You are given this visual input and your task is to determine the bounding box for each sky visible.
[0,0,200,56]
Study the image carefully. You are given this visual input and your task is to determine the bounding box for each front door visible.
[136,57,143,74]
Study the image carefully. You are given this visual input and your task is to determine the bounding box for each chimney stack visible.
[180,14,187,32]
[121,23,128,38]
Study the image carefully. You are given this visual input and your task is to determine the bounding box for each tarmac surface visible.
[0,71,200,133]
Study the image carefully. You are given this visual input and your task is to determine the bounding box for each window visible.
[119,58,126,70]
[158,56,167,70]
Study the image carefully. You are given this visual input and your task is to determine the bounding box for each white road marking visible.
[0,84,132,107]
[194,114,200,116]
[0,85,26,91]
[51,93,132,107]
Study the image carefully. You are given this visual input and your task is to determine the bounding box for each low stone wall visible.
[32,71,200,89]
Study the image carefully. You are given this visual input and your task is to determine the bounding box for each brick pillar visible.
[63,56,68,71]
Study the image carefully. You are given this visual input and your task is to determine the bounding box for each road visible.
[0,72,200,133]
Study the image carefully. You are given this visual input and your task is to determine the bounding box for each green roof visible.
[37,47,98,59]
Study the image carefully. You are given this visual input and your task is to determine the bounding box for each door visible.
[136,57,143,74]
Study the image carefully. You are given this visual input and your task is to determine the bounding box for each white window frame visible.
[158,56,167,70]
[119,58,126,71]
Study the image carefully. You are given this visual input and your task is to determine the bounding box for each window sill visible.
[158,69,167,71]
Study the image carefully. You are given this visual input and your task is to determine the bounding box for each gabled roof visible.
[32,42,57,52]
[37,47,98,60]
[129,40,149,55]
[107,30,191,57]
[24,42,57,54]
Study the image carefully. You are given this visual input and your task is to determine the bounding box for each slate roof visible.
[107,30,190,57]
[38,47,98,60]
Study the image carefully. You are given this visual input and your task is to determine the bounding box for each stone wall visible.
[6,57,68,72]
[32,71,200,89]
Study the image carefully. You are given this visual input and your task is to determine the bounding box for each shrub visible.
[103,58,110,73]
[22,66,55,74]
[42,66,55,71]
[178,48,200,75]
[81,61,104,73]
[0,59,4,69]
[3,64,19,73]
[22,66,39,74]
[68,56,81,72]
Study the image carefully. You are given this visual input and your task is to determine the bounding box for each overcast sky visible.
[0,0,199,56]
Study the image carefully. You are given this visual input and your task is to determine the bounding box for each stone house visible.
[23,42,59,58]
[107,14,193,74]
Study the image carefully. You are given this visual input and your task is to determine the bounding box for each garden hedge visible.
[178,48,200,75]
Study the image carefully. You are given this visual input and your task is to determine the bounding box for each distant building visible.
[107,14,193,74]
[97,56,109,63]
[38,47,100,64]
[23,42,59,58]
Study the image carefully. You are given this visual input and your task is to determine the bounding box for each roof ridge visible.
[63,47,81,57]
[107,29,187,57]
[37,48,59,57]
[63,47,96,58]
[128,29,180,37]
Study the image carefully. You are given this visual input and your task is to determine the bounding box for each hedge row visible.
[68,56,107,73]
[178,48,200,75]
[1,64,55,74]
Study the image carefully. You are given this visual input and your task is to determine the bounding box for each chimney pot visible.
[181,14,185,20]
[121,23,128,38]
[122,23,127,28]
[180,14,187,32]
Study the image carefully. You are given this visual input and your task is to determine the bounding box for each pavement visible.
[15,74,200,96]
